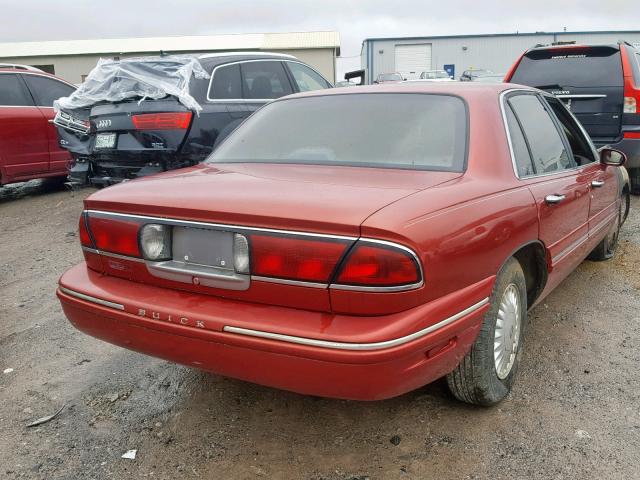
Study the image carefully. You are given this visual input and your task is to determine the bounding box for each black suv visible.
[55,53,332,187]
[506,42,640,193]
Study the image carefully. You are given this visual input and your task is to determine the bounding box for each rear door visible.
[510,46,624,143]
[0,73,50,183]
[504,92,591,281]
[22,74,75,174]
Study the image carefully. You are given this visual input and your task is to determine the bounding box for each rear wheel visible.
[588,200,622,261]
[446,257,527,406]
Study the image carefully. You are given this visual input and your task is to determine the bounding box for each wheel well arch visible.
[505,241,548,309]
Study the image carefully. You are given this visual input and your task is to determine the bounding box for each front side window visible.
[544,96,596,165]
[508,94,573,174]
[208,93,467,172]
[0,74,34,106]
[23,75,74,106]
[286,62,330,92]
[241,61,293,100]
[209,63,242,99]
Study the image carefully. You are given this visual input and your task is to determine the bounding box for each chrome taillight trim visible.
[223,297,489,351]
[59,287,125,311]
[83,210,424,293]
[82,246,145,263]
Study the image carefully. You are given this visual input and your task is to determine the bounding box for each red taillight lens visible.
[87,216,141,257]
[131,112,192,130]
[335,243,421,287]
[79,213,93,248]
[250,234,349,283]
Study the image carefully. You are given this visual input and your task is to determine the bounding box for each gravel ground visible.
[1,180,639,480]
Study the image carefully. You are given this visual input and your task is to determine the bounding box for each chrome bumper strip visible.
[59,287,125,311]
[223,297,489,351]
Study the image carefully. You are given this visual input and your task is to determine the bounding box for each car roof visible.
[282,81,529,101]
[198,51,297,66]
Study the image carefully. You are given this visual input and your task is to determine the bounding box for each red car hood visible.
[85,163,462,235]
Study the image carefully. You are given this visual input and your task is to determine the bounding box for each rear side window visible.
[23,75,74,106]
[511,46,623,87]
[286,62,330,91]
[241,61,293,100]
[209,63,242,99]
[0,74,33,106]
[508,94,573,174]
[504,104,535,177]
[544,96,596,165]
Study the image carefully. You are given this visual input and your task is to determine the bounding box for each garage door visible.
[395,44,432,80]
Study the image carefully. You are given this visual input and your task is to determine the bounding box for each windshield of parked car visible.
[511,47,623,87]
[378,73,403,82]
[208,93,467,172]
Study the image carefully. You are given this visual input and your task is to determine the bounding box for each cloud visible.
[1,0,637,76]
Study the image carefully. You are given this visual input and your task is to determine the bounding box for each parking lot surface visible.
[1,180,639,480]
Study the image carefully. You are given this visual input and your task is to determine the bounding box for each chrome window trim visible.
[554,94,607,99]
[223,297,489,351]
[59,286,125,311]
[84,210,423,292]
[499,88,600,181]
[205,59,329,103]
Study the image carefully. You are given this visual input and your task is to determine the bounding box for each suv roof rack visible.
[0,63,45,72]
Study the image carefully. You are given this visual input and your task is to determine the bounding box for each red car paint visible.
[57,83,623,400]
[0,69,75,185]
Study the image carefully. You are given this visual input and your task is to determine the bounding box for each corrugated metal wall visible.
[363,32,640,83]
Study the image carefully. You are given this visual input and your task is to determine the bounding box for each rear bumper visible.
[57,263,492,400]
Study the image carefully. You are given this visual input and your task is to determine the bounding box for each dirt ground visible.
[1,179,639,480]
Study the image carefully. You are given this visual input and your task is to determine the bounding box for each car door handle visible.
[545,194,566,204]
[591,180,605,188]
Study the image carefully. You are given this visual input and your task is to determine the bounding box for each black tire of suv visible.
[446,257,527,406]
[588,200,622,261]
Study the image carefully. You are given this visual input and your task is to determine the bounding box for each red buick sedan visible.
[57,83,628,405]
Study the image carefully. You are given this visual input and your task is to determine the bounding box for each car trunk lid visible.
[84,162,461,236]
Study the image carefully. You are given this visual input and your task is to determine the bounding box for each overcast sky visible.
[1,0,638,76]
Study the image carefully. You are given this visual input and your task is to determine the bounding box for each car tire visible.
[588,200,622,261]
[446,257,527,406]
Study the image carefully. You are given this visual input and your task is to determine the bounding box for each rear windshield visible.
[511,46,623,88]
[207,93,467,172]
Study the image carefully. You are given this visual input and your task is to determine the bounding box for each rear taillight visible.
[139,224,172,261]
[79,213,93,248]
[334,242,421,287]
[624,96,637,114]
[131,112,192,130]
[88,216,141,257]
[250,234,349,283]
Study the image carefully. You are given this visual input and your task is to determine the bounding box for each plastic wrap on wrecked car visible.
[53,56,210,114]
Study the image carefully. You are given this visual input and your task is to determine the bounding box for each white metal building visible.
[0,31,341,84]
[361,30,640,83]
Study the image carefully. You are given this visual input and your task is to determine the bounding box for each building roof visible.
[362,29,640,43]
[0,31,340,58]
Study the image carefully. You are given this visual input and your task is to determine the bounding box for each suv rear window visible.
[511,46,623,87]
[208,93,467,172]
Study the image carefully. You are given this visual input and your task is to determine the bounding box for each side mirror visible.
[599,147,626,166]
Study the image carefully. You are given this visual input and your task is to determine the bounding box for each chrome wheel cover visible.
[494,283,521,380]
